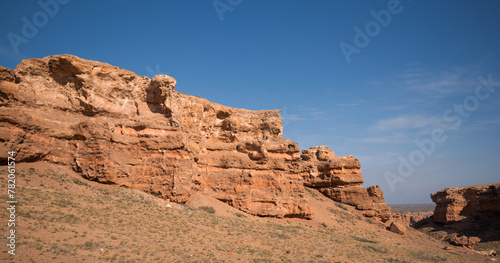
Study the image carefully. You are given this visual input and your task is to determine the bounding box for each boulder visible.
[476,250,496,256]
[449,235,481,249]
[389,222,406,235]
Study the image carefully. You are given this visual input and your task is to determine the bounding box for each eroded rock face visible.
[299,146,391,221]
[391,212,433,226]
[0,54,389,220]
[0,55,311,218]
[431,184,500,224]
[449,235,481,249]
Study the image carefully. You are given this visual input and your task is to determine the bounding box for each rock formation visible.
[431,183,500,224]
[299,146,391,221]
[391,212,433,227]
[389,221,407,235]
[0,54,389,220]
[449,235,481,249]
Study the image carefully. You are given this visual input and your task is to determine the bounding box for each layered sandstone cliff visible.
[431,183,500,224]
[299,146,391,221]
[0,54,389,219]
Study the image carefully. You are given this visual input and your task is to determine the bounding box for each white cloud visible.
[478,118,500,125]
[285,106,329,122]
[366,66,479,99]
[309,111,327,121]
[359,132,409,144]
[284,114,304,121]
[370,115,441,132]
[395,67,475,98]
[336,103,359,107]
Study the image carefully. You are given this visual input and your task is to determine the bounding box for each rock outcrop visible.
[391,212,433,226]
[0,54,389,220]
[431,184,500,224]
[389,221,407,235]
[299,146,391,221]
[449,235,481,249]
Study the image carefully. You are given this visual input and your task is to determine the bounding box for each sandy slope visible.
[0,162,493,262]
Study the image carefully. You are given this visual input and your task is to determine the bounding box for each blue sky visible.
[1,0,499,204]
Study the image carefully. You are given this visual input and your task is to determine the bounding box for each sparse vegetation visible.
[0,166,488,263]
[304,187,324,201]
[353,236,379,244]
[72,178,88,186]
[409,250,447,262]
[235,212,246,218]
[198,206,216,214]
[360,244,390,254]
[335,202,349,211]
[386,257,411,263]
[328,206,355,222]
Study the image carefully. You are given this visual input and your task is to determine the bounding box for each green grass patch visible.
[410,250,446,262]
[198,206,216,214]
[353,236,379,244]
[72,178,88,186]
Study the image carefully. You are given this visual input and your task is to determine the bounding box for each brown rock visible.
[476,250,496,256]
[299,146,390,221]
[0,66,16,82]
[449,235,481,249]
[0,54,391,220]
[0,66,18,106]
[320,186,391,221]
[363,210,377,217]
[431,184,500,224]
[0,55,312,218]
[392,212,433,226]
[389,222,406,235]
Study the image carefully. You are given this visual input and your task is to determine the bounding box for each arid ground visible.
[0,162,494,263]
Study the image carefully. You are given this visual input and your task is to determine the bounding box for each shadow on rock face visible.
[146,75,175,118]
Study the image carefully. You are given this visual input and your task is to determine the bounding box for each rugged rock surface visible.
[422,184,500,248]
[449,235,481,249]
[431,184,500,224]
[300,146,391,221]
[0,54,389,219]
[392,212,433,226]
[389,221,406,235]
